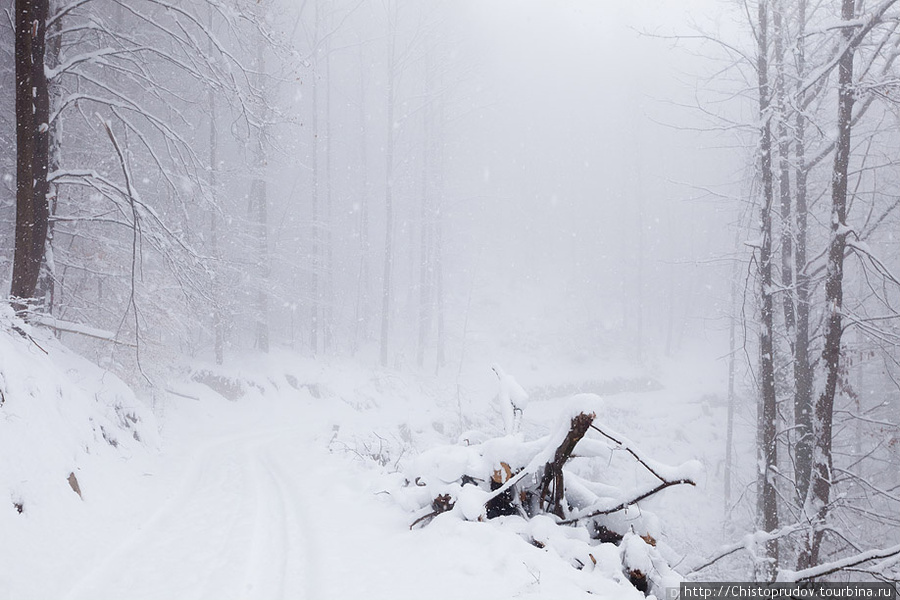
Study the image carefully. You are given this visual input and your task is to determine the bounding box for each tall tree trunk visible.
[352,40,370,355]
[664,201,677,357]
[309,0,321,355]
[416,157,432,369]
[36,11,61,316]
[416,52,433,369]
[253,44,269,353]
[773,0,796,339]
[725,225,743,516]
[323,22,334,355]
[792,0,815,525]
[755,0,780,582]
[12,0,51,312]
[208,8,224,365]
[433,93,446,374]
[635,163,645,365]
[800,0,856,570]
[379,9,396,368]
[433,201,445,374]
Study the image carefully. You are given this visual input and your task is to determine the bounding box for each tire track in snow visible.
[237,440,300,599]
[64,436,247,600]
[261,444,319,599]
[63,428,303,600]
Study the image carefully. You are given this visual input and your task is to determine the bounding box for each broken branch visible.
[559,478,696,525]
[590,423,667,482]
[539,412,595,518]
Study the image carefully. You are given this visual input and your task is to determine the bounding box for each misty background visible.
[0,0,744,376]
[3,0,899,592]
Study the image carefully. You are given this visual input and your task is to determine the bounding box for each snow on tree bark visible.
[755,0,779,582]
[791,0,815,523]
[799,0,857,571]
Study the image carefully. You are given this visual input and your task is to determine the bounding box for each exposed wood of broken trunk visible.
[539,412,595,518]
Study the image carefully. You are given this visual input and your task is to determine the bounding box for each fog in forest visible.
[256,0,745,371]
[0,0,743,371]
[2,0,900,596]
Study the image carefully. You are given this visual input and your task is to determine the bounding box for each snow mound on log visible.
[0,305,157,519]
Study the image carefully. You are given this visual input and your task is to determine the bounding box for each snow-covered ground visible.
[1,311,739,600]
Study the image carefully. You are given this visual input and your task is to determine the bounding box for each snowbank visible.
[0,305,157,521]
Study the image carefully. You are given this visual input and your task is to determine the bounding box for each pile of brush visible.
[396,395,701,596]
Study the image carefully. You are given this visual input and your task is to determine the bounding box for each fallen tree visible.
[397,395,700,596]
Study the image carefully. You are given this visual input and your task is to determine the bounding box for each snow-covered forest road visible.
[67,427,316,600]
[27,388,622,600]
[53,395,439,600]
[1,328,729,600]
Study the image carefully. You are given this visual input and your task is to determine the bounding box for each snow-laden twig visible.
[849,239,900,288]
[590,423,667,482]
[99,117,150,385]
[558,479,696,526]
[778,544,900,582]
[687,524,808,575]
[798,0,900,98]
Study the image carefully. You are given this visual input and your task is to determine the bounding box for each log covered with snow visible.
[399,396,698,596]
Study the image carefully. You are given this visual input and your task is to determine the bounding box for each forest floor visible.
[0,324,740,600]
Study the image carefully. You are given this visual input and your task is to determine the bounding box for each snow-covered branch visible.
[778,544,900,582]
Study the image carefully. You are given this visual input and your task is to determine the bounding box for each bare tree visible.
[799,0,856,570]
[754,0,780,581]
[34,0,274,365]
[207,7,224,365]
[252,42,270,354]
[416,48,436,369]
[352,37,371,356]
[11,0,51,312]
[308,0,322,355]
[379,0,397,368]
[696,0,900,581]
[791,0,815,517]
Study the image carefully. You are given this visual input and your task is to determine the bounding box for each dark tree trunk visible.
[800,0,856,570]
[792,0,815,523]
[755,0,779,582]
[538,412,595,518]
[773,0,796,339]
[11,0,51,312]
